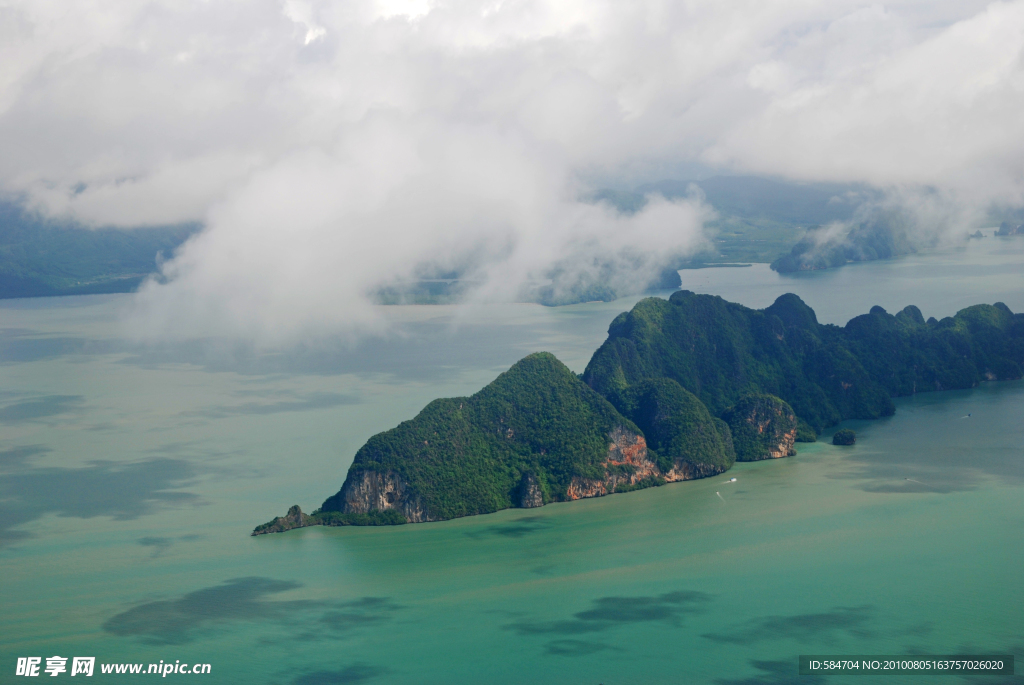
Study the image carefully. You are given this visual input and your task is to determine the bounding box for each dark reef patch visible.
[103,578,308,644]
[103,578,400,645]
[544,639,612,656]
[0,395,84,423]
[506,590,711,636]
[0,444,49,469]
[137,534,202,558]
[716,659,829,685]
[317,598,402,634]
[465,516,550,539]
[702,606,874,644]
[0,454,203,547]
[291,664,387,685]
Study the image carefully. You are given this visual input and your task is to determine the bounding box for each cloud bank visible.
[1,0,1022,339]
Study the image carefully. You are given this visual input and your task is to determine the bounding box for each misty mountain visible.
[769,212,920,273]
[590,176,879,268]
[0,202,198,299]
[640,176,870,225]
[593,176,871,224]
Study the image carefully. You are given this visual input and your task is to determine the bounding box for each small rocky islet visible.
[255,291,1024,534]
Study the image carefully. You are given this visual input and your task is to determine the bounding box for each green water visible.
[2,238,1022,684]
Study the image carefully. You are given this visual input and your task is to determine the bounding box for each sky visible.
[1,0,1022,341]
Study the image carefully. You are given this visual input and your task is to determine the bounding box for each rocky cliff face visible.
[568,427,652,499]
[723,394,798,461]
[337,470,431,523]
[566,426,724,501]
[517,473,544,508]
[338,427,706,516]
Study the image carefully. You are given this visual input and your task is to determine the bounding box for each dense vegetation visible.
[795,418,818,443]
[722,393,797,461]
[832,429,856,446]
[610,378,734,474]
[0,201,197,298]
[319,353,640,520]
[583,291,1024,432]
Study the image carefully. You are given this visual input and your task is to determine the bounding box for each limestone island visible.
[832,429,857,445]
[255,291,1024,534]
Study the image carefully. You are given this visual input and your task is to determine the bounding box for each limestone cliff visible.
[517,473,544,508]
[723,393,797,461]
[333,470,430,523]
[609,378,736,477]
[567,427,654,499]
[341,427,674,513]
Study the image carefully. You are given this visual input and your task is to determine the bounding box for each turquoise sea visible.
[2,238,1023,684]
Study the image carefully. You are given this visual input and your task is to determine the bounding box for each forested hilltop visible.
[585,291,1023,430]
[255,293,1024,533]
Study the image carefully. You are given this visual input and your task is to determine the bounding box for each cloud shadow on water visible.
[0,395,85,423]
[544,639,613,657]
[465,515,550,539]
[104,577,307,645]
[137,534,202,558]
[0,450,203,547]
[103,578,401,646]
[291,664,388,685]
[317,598,403,634]
[702,606,874,644]
[505,590,711,655]
[0,444,49,470]
[180,391,360,419]
[716,659,829,685]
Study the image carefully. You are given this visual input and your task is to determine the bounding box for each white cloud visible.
[0,0,1021,340]
[282,0,327,43]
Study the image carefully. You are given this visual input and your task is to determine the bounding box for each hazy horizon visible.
[2,0,1023,341]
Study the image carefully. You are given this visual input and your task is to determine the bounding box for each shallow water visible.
[1,238,1022,684]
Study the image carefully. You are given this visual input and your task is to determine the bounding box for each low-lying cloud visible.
[127,127,710,342]
[2,0,1022,340]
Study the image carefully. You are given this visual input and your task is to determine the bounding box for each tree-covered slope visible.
[722,393,797,461]
[318,352,643,522]
[841,302,1024,395]
[583,291,1024,431]
[610,378,734,476]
